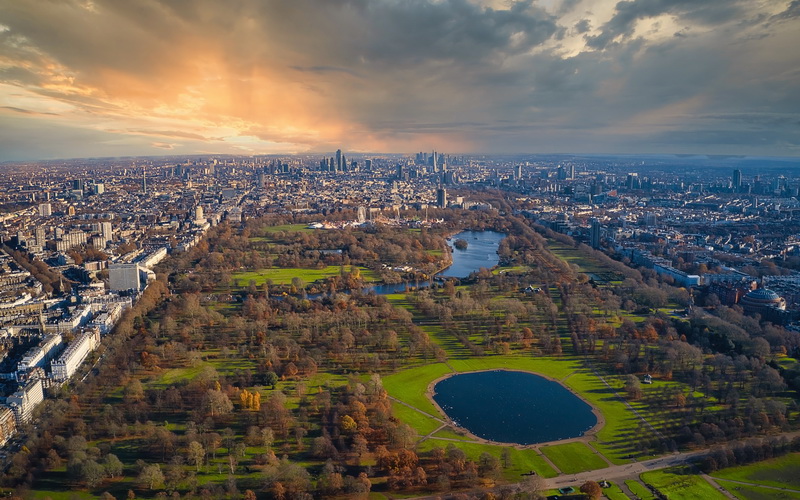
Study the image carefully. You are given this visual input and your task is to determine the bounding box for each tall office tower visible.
[38,203,51,217]
[626,173,639,190]
[432,151,439,172]
[436,187,447,209]
[569,165,575,180]
[336,149,342,172]
[733,169,742,191]
[590,218,601,249]
[142,166,147,193]
[514,165,523,181]
[72,179,84,191]
[365,159,372,171]
[556,165,567,180]
[93,183,105,195]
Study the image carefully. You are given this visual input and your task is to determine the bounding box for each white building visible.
[101,221,113,243]
[139,247,168,269]
[17,334,63,378]
[109,263,142,291]
[6,378,44,424]
[50,329,100,382]
[38,203,51,217]
[0,406,17,446]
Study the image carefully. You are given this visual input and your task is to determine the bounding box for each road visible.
[402,429,800,500]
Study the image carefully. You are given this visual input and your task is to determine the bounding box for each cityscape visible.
[0,152,800,498]
[1,0,800,499]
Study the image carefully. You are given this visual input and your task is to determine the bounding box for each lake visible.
[432,370,597,445]
[441,230,505,278]
[366,230,505,294]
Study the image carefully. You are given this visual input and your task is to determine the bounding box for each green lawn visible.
[540,442,609,474]
[641,467,728,500]
[712,453,800,490]
[546,241,615,275]
[231,265,378,286]
[431,428,472,441]
[625,480,657,500]
[603,482,631,500]
[391,401,442,436]
[716,479,800,500]
[383,362,452,416]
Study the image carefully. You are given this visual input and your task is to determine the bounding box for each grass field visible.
[603,482,631,500]
[231,265,378,286]
[641,467,728,500]
[546,241,615,275]
[711,453,800,490]
[391,401,442,435]
[716,479,800,500]
[540,442,609,474]
[625,480,657,500]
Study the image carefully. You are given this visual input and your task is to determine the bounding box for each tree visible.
[477,452,501,479]
[81,459,106,488]
[137,464,164,490]
[202,389,233,416]
[625,374,643,400]
[187,441,205,471]
[104,454,124,479]
[580,480,602,500]
[265,371,279,389]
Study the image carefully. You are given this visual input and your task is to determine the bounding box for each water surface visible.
[432,370,597,445]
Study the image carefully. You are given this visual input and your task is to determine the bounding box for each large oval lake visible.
[432,370,598,445]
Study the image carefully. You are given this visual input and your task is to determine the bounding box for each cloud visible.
[0,0,798,159]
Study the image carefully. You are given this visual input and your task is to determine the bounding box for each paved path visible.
[701,473,737,499]
[712,477,800,494]
[388,396,446,425]
[617,479,638,499]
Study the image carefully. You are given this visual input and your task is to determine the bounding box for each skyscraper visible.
[733,169,742,191]
[436,187,447,209]
[336,149,342,172]
[590,218,601,249]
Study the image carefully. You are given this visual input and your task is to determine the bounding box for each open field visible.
[603,482,631,500]
[641,467,728,500]
[231,265,378,286]
[540,442,608,474]
[625,480,657,500]
[716,479,800,500]
[711,453,800,490]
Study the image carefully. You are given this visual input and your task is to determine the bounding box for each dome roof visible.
[744,288,780,302]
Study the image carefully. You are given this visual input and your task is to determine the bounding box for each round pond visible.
[431,370,598,445]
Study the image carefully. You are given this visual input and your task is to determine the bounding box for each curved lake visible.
[441,230,504,278]
[365,230,505,294]
[432,370,597,445]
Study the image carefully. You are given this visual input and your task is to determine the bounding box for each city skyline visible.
[1,0,799,161]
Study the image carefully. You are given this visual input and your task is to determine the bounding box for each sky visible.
[0,0,799,161]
